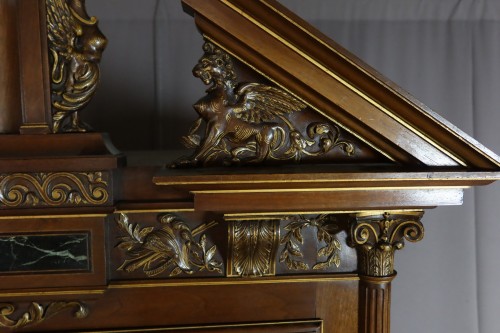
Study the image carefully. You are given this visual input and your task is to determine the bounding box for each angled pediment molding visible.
[182,0,500,170]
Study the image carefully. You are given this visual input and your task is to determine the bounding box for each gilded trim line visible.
[109,274,359,289]
[192,185,468,194]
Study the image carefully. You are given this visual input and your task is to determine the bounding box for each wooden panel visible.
[0,216,106,289]
[0,0,22,133]
[9,278,357,332]
[17,0,51,134]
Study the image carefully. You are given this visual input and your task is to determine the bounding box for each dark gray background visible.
[85,1,500,332]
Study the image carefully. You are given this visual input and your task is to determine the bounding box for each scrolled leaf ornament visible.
[116,213,223,277]
[0,301,88,330]
[0,172,110,208]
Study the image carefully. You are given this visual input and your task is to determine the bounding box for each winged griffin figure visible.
[46,0,107,133]
[174,42,354,167]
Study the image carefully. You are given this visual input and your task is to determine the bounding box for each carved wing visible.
[46,0,78,57]
[235,83,306,123]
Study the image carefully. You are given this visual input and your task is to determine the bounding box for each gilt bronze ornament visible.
[0,301,88,330]
[46,0,107,132]
[116,213,223,277]
[174,41,355,167]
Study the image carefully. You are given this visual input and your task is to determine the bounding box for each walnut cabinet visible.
[0,1,499,333]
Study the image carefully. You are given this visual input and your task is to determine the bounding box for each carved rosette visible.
[228,220,279,277]
[350,212,424,277]
[46,0,107,132]
[116,213,223,277]
[280,215,342,271]
[0,301,88,330]
[0,172,110,208]
[173,41,355,167]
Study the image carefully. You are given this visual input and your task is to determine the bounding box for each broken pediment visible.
[178,0,500,170]
[154,0,500,213]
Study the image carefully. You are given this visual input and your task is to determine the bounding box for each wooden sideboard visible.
[0,1,499,332]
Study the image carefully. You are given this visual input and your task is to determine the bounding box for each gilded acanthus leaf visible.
[232,220,278,277]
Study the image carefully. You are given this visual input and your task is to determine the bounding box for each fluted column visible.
[359,275,395,333]
[350,211,425,333]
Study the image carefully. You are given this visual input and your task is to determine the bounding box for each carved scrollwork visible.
[350,212,424,277]
[279,215,342,271]
[229,220,279,277]
[46,0,107,133]
[0,172,109,208]
[173,41,355,167]
[116,213,223,277]
[0,301,88,330]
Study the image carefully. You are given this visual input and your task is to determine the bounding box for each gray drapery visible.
[86,1,500,332]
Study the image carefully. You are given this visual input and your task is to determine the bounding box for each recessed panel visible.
[0,233,90,273]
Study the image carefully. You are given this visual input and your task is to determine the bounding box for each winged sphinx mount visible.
[173,41,355,167]
[46,0,107,133]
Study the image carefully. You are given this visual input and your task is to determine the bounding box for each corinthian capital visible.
[350,211,424,277]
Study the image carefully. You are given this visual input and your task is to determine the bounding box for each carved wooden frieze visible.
[350,211,425,277]
[114,213,357,280]
[46,0,107,133]
[115,213,223,277]
[0,301,88,330]
[0,172,111,208]
[173,41,360,167]
[227,214,351,277]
